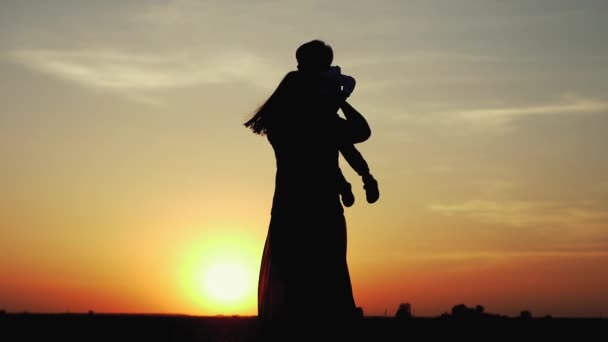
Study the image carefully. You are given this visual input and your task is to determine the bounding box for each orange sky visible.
[1,1,608,317]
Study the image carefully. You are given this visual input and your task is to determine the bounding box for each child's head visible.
[296,40,333,72]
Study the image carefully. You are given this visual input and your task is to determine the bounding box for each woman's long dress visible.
[257,72,370,320]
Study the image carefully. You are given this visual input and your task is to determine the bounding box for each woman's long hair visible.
[244,72,297,135]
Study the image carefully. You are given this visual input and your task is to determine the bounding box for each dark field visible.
[1,313,606,341]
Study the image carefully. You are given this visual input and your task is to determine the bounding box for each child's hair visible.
[296,40,333,72]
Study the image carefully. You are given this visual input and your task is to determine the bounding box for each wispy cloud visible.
[428,200,608,228]
[383,94,608,132]
[386,95,608,129]
[398,250,608,262]
[6,48,280,103]
[443,95,608,125]
[428,165,455,174]
[361,249,608,273]
[469,180,517,196]
[591,181,608,194]
[348,51,501,68]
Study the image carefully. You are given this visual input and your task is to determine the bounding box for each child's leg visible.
[337,167,354,207]
[339,144,370,177]
[339,144,379,204]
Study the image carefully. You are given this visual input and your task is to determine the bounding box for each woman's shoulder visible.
[282,70,300,83]
[284,70,322,85]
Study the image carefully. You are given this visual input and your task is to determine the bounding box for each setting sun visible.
[201,262,250,303]
[178,231,261,315]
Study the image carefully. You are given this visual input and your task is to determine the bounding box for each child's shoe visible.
[362,174,379,204]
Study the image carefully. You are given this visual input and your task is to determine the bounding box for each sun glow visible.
[179,231,261,315]
[201,261,250,302]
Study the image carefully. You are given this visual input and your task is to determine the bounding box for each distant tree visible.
[395,303,412,319]
[519,310,533,320]
[451,304,488,319]
[451,304,469,317]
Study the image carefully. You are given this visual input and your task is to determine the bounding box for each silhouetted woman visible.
[245,40,370,323]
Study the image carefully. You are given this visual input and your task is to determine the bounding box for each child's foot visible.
[341,182,355,207]
[363,174,379,203]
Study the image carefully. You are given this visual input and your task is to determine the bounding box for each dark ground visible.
[1,313,606,341]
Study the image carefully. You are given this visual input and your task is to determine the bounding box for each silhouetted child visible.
[318,65,379,207]
[295,40,379,207]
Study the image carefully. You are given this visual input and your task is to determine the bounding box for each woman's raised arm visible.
[337,101,371,144]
